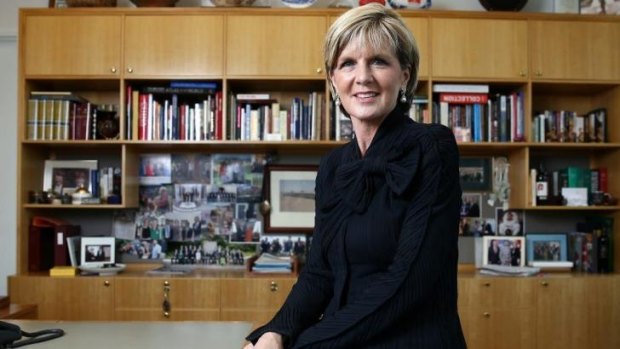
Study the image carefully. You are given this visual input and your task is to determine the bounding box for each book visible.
[49,266,77,277]
[169,81,218,89]
[432,84,489,93]
[438,93,488,104]
[30,91,88,103]
[236,93,271,100]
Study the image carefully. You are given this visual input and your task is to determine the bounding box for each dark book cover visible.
[28,225,55,272]
[53,225,81,267]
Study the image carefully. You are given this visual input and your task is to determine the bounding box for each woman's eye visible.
[372,58,388,65]
[339,61,354,69]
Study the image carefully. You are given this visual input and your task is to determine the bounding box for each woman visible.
[245,4,465,348]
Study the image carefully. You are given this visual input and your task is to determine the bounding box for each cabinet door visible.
[402,17,429,79]
[9,276,115,320]
[530,21,620,81]
[226,15,326,77]
[536,277,616,349]
[431,18,528,79]
[23,15,121,76]
[115,278,220,320]
[124,15,224,77]
[458,277,535,349]
[220,278,296,326]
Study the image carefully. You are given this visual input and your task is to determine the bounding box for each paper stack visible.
[252,253,292,274]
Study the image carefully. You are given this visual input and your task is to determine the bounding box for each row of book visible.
[571,217,613,273]
[127,84,224,141]
[530,166,609,206]
[228,92,324,141]
[532,108,607,143]
[26,91,117,141]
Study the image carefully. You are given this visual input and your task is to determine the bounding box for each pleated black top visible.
[247,105,467,348]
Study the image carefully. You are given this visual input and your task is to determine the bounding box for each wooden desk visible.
[3,320,252,349]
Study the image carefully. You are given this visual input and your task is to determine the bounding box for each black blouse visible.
[247,105,467,348]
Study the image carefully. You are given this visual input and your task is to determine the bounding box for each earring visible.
[400,88,407,103]
[334,95,341,107]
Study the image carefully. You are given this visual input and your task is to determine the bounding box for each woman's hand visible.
[243,332,284,349]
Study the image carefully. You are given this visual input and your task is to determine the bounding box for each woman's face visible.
[330,38,409,126]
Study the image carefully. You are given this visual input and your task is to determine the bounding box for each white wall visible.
[0,0,549,296]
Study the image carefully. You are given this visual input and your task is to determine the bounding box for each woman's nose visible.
[355,64,373,84]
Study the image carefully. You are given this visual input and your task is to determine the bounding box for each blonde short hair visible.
[324,3,420,104]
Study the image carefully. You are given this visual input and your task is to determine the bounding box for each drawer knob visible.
[127,67,134,73]
[270,281,278,292]
[164,280,170,287]
[541,281,549,287]
[163,311,170,318]
[110,67,117,74]
[103,280,110,287]
[316,68,322,74]
[483,312,490,318]
[483,282,491,287]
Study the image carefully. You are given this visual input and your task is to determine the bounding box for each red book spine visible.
[439,93,488,104]
[599,167,608,193]
[138,94,149,140]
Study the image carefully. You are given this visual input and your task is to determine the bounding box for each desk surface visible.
[3,320,252,349]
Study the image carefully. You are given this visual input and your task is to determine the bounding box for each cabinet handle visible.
[164,280,170,286]
[103,280,110,287]
[270,281,278,292]
[110,67,117,74]
[483,312,490,318]
[127,67,134,73]
[163,311,170,318]
[519,71,526,77]
[316,68,322,74]
[541,281,549,287]
[483,282,491,287]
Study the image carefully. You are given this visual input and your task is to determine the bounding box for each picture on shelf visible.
[459,217,496,237]
[496,208,525,236]
[43,160,98,195]
[580,0,620,14]
[139,154,172,185]
[459,157,492,192]
[80,237,115,268]
[259,234,307,257]
[263,164,318,233]
[482,236,525,267]
[171,153,212,184]
[526,233,568,263]
[460,193,481,218]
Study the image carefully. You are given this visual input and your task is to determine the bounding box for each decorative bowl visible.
[210,0,255,6]
[66,0,117,6]
[130,0,178,7]
[281,0,316,8]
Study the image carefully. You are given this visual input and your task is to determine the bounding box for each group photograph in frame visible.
[458,157,492,192]
[263,164,318,234]
[526,233,568,264]
[482,236,525,267]
[43,159,98,195]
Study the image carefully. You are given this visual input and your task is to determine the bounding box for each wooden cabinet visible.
[458,277,535,349]
[220,277,296,327]
[430,18,528,80]
[124,15,224,77]
[403,17,429,79]
[9,276,115,320]
[114,277,220,321]
[530,20,620,81]
[226,14,326,77]
[535,277,618,349]
[21,14,122,76]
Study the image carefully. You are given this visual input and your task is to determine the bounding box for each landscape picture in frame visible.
[264,164,318,233]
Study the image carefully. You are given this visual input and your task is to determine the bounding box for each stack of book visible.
[251,253,292,274]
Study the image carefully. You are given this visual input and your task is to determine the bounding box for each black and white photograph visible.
[459,157,492,191]
[80,237,115,267]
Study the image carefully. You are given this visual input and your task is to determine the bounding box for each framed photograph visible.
[80,237,115,268]
[526,233,568,263]
[482,236,525,267]
[459,157,492,191]
[496,208,525,236]
[43,160,98,195]
[460,193,481,217]
[139,154,171,185]
[580,0,620,14]
[67,236,81,267]
[264,164,318,233]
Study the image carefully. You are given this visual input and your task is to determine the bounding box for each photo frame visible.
[43,160,98,195]
[526,233,568,263]
[580,0,620,14]
[459,157,492,191]
[460,193,481,218]
[496,208,525,236]
[482,236,525,267]
[263,164,318,233]
[80,237,116,268]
